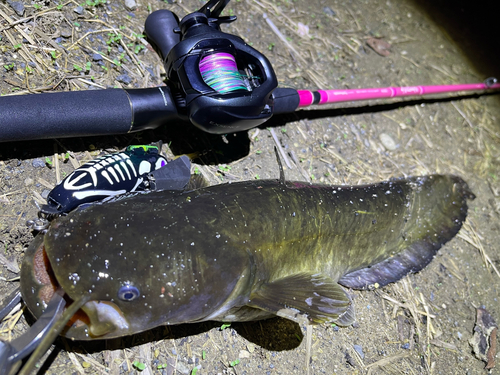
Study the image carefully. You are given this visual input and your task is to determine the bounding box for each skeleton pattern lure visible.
[42,145,167,215]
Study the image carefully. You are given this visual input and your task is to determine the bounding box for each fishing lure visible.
[38,145,190,217]
[19,173,474,342]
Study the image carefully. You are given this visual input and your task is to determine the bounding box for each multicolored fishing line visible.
[199,52,249,94]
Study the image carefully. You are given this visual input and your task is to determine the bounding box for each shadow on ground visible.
[414,0,500,80]
[33,317,303,372]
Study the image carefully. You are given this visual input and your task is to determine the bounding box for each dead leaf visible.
[366,37,392,57]
[469,308,497,370]
[0,252,20,274]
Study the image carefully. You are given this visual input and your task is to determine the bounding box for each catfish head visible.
[21,207,253,340]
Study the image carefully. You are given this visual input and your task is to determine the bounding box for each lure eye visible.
[118,285,140,301]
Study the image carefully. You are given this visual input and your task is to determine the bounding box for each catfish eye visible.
[118,285,140,301]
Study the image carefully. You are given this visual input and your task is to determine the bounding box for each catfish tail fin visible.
[339,175,474,290]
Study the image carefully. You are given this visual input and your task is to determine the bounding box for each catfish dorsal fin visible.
[273,146,286,185]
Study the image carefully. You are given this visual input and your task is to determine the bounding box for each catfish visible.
[20,174,474,340]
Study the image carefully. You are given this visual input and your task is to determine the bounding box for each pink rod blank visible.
[297,82,500,107]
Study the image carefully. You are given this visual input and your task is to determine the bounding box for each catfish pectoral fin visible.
[248,273,353,325]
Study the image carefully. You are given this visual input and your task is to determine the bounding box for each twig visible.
[457,222,500,279]
[366,353,410,374]
[119,38,146,77]
[262,13,306,65]
[380,293,436,319]
[54,151,61,184]
[429,64,455,80]
[322,147,348,165]
[0,2,73,31]
[261,13,325,87]
[401,55,420,67]
[269,128,293,169]
[336,34,362,57]
[78,78,106,89]
[67,28,119,50]
[451,102,474,128]
[67,352,86,375]
[305,325,312,375]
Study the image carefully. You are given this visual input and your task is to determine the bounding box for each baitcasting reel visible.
[145,0,280,133]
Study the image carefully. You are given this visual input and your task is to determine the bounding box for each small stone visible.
[146,67,155,78]
[74,5,84,14]
[379,133,397,151]
[116,74,132,85]
[175,362,190,375]
[297,22,309,38]
[8,0,25,16]
[92,53,103,61]
[60,28,72,38]
[239,350,250,359]
[24,178,33,186]
[246,343,255,353]
[124,0,136,10]
[353,344,364,359]
[32,158,45,168]
[401,343,411,350]
[322,6,336,16]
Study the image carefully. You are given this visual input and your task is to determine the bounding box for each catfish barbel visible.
[20,174,474,340]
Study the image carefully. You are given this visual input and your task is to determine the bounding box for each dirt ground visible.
[1,0,500,374]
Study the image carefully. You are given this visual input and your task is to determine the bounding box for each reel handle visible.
[144,10,181,61]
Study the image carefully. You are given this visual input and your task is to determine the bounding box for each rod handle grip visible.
[0,87,178,142]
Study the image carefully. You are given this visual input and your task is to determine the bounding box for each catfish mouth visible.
[28,241,130,339]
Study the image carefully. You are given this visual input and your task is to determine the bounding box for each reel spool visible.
[199,52,250,94]
[145,0,278,134]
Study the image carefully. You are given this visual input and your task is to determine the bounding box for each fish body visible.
[21,175,473,340]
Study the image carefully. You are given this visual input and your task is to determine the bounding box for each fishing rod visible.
[0,0,499,144]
